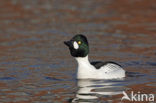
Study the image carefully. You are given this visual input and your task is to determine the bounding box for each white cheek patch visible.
[73,41,79,49]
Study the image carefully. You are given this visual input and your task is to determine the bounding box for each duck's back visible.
[90,61,125,79]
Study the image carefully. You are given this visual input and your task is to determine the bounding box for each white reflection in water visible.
[72,79,126,102]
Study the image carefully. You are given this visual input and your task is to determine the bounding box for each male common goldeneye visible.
[64,34,125,79]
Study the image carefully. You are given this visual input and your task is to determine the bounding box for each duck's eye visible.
[78,41,81,45]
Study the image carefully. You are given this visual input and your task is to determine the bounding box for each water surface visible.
[0,0,156,103]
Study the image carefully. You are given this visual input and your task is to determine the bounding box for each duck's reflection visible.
[71,79,126,103]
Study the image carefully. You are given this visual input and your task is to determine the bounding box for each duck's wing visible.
[90,61,122,69]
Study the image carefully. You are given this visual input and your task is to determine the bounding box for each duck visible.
[64,34,125,79]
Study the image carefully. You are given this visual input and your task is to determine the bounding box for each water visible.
[0,0,156,103]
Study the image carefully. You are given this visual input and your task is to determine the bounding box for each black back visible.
[90,61,122,69]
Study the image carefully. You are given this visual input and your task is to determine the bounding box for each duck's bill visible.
[64,41,72,47]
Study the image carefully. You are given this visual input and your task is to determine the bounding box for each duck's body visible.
[64,34,125,79]
[76,56,125,79]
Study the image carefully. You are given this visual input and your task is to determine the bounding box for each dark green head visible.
[64,34,89,57]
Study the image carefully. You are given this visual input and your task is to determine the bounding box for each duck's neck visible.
[75,55,95,79]
[75,55,90,66]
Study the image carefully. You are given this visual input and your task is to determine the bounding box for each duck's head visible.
[64,34,89,57]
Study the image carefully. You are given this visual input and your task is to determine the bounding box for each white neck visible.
[75,55,90,65]
[75,55,95,79]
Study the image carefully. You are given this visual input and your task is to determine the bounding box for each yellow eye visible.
[78,41,81,45]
